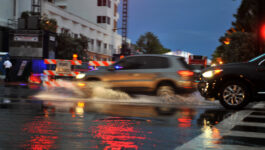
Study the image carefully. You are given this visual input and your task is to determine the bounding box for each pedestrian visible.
[3,58,12,82]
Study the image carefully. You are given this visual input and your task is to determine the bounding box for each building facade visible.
[0,0,31,52]
[45,0,122,60]
[0,0,122,61]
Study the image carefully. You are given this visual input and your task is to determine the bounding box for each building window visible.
[102,16,106,23]
[98,0,102,6]
[90,39,94,51]
[108,0,111,8]
[109,44,114,53]
[97,40,101,52]
[97,16,101,23]
[87,38,90,50]
[74,34,78,39]
[103,0,107,6]
[104,43,108,54]
[98,0,111,8]
[48,0,54,3]
[97,16,111,24]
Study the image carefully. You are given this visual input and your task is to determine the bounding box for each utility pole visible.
[121,0,130,55]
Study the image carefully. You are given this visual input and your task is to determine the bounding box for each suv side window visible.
[113,56,169,70]
[142,56,169,69]
[114,57,143,70]
[178,57,192,69]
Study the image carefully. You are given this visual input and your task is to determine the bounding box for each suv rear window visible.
[178,57,192,69]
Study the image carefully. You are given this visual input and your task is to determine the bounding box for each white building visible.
[1,0,123,61]
[165,50,192,63]
[0,0,32,51]
[43,0,122,60]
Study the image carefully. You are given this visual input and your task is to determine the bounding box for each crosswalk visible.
[175,101,265,150]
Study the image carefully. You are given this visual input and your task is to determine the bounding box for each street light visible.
[73,54,78,60]
[223,38,230,45]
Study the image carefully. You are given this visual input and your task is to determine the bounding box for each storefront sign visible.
[14,35,39,42]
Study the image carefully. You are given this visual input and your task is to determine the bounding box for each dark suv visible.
[198,53,265,109]
[76,55,197,98]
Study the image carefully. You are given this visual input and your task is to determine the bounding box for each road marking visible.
[258,92,265,94]
[175,101,265,150]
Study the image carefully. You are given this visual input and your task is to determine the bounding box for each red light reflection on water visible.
[91,117,150,150]
[22,117,59,150]
[178,118,192,128]
[177,108,193,128]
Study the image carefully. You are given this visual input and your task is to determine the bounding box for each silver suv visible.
[77,54,197,97]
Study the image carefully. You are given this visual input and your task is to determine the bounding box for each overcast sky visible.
[118,0,242,58]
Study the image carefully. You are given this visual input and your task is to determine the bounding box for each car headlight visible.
[76,73,86,79]
[202,69,222,78]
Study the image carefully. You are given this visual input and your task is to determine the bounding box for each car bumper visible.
[198,80,219,100]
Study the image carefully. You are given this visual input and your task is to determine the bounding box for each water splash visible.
[35,80,130,101]
[34,80,218,106]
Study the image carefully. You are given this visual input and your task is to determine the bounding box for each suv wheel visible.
[156,85,176,103]
[219,81,250,109]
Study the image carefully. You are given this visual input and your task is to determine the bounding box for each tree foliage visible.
[135,32,171,54]
[56,32,89,61]
[20,12,58,33]
[40,14,58,33]
[213,32,258,63]
[212,0,263,63]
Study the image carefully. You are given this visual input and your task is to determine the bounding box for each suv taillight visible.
[177,70,194,77]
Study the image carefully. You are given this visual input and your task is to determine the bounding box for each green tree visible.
[213,32,258,63]
[56,32,89,61]
[20,12,58,33]
[212,0,263,63]
[40,14,58,33]
[136,32,170,54]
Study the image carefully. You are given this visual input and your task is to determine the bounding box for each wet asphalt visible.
[0,83,263,150]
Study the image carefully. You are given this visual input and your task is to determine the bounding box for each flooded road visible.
[0,98,234,150]
[1,83,264,150]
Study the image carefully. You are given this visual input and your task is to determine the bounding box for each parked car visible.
[198,53,265,109]
[76,55,197,99]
